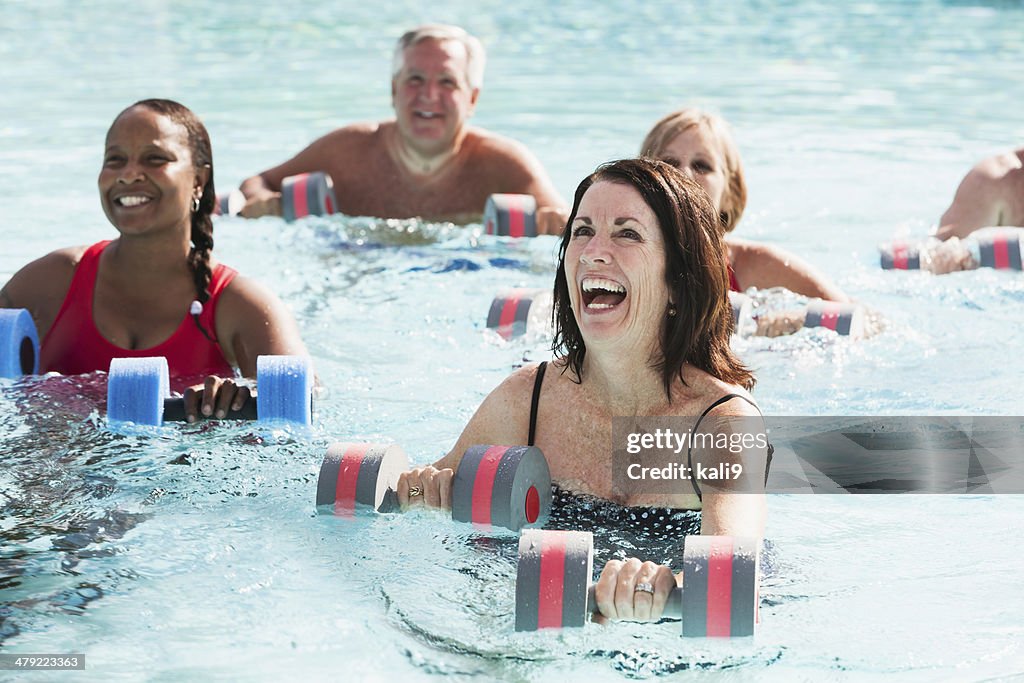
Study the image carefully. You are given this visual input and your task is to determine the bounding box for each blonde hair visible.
[640,108,746,233]
[392,24,486,90]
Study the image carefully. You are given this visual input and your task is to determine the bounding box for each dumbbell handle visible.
[161,397,259,422]
[586,584,683,619]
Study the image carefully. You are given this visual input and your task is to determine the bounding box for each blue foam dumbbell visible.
[0,308,40,378]
[107,355,314,427]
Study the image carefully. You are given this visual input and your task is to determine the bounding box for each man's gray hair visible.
[392,24,486,90]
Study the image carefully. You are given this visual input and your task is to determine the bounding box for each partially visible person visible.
[641,108,849,302]
[0,99,308,420]
[238,24,567,233]
[395,158,769,622]
[935,147,1024,241]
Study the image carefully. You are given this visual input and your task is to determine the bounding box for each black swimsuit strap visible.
[528,361,548,447]
[686,393,774,502]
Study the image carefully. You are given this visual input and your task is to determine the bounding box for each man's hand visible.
[239,192,283,219]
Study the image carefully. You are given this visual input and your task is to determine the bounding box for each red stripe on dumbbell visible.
[893,243,908,270]
[537,532,567,629]
[293,175,310,219]
[818,304,840,331]
[497,297,521,340]
[470,445,506,528]
[525,486,540,524]
[508,197,526,238]
[994,235,1009,269]
[706,536,734,637]
[334,444,370,518]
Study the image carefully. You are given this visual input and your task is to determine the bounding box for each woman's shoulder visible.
[726,236,789,268]
[213,272,295,335]
[676,366,759,417]
[495,361,551,398]
[2,245,90,305]
[216,271,273,306]
[35,245,92,272]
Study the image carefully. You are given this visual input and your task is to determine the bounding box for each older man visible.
[239,24,566,233]
[935,147,1024,240]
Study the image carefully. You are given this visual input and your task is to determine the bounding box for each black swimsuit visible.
[528,360,773,502]
[529,361,774,569]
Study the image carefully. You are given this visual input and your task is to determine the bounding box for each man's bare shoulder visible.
[465,126,532,160]
[974,148,1024,182]
[320,120,388,145]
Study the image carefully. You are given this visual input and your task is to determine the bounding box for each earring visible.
[668,306,677,317]
[192,197,201,213]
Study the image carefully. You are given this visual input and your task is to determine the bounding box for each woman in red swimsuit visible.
[0,99,307,419]
[642,108,849,302]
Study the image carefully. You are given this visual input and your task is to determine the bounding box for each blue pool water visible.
[3,0,1024,679]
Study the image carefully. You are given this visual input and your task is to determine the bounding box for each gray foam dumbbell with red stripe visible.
[879,240,923,270]
[212,173,337,220]
[729,292,864,337]
[973,232,1023,269]
[486,288,552,340]
[484,194,538,237]
[803,299,864,336]
[515,529,760,637]
[316,443,551,531]
[881,233,1023,270]
[281,172,338,221]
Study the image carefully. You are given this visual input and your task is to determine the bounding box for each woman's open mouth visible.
[581,277,627,310]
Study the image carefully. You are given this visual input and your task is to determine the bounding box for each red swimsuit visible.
[40,241,236,391]
[727,262,741,292]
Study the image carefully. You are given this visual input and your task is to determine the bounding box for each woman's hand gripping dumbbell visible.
[316,443,551,531]
[106,355,314,426]
[515,529,761,637]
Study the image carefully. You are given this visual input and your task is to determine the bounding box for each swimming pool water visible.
[3,0,1024,679]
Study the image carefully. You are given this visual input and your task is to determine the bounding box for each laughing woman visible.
[400,158,769,622]
[0,99,307,419]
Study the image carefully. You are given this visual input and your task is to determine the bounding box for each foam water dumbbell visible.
[802,299,864,336]
[213,189,246,217]
[486,288,553,340]
[213,172,337,221]
[281,172,337,222]
[515,529,760,637]
[106,355,314,426]
[484,194,538,237]
[316,443,551,531]
[880,232,1023,270]
[0,308,40,378]
[879,240,922,270]
[972,231,1024,269]
[729,292,864,337]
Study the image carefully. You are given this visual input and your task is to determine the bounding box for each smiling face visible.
[657,124,728,214]
[391,38,479,157]
[98,106,204,237]
[564,181,670,348]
